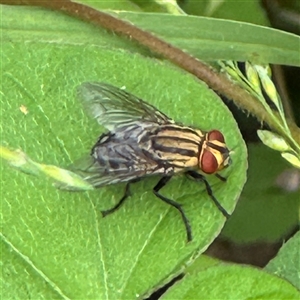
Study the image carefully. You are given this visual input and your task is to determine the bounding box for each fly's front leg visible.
[153,176,193,242]
[186,170,230,219]
[215,173,227,182]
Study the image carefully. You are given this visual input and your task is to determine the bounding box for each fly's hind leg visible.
[153,176,192,242]
[186,170,230,218]
[101,180,137,217]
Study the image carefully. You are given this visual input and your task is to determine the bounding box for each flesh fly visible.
[76,82,231,241]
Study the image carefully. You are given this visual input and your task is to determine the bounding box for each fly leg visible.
[186,170,230,219]
[153,176,192,242]
[215,173,227,182]
[101,181,133,217]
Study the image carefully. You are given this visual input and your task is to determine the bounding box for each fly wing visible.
[63,150,162,190]
[55,155,140,190]
[59,125,169,190]
[77,82,174,132]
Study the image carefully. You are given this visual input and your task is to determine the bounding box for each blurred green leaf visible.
[162,255,300,299]
[1,9,246,299]
[77,0,141,11]
[222,144,300,243]
[265,231,300,290]
[131,0,185,14]
[180,0,268,26]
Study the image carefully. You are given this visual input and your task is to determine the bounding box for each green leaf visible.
[222,144,300,243]
[131,0,185,14]
[78,0,142,12]
[161,255,300,299]
[1,5,141,54]
[181,0,268,25]
[116,12,300,66]
[2,5,299,66]
[265,231,300,290]
[1,5,246,299]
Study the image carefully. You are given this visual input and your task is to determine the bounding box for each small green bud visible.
[255,65,280,108]
[156,0,186,15]
[1,146,94,190]
[245,62,261,94]
[221,63,242,82]
[281,153,300,169]
[257,130,290,152]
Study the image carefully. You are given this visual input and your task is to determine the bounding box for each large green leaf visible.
[161,255,300,299]
[2,4,299,66]
[265,231,300,290]
[0,5,247,299]
[222,144,300,243]
[117,12,299,66]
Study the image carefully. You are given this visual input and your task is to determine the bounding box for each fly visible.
[76,82,231,241]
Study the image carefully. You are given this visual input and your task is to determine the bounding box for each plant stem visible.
[2,0,300,148]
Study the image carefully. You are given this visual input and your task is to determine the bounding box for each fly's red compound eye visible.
[208,130,225,143]
[201,149,218,174]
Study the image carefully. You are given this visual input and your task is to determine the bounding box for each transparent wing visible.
[77,82,174,131]
[60,154,159,190]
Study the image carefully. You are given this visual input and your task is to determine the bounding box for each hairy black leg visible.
[101,182,132,217]
[186,170,230,219]
[153,176,192,242]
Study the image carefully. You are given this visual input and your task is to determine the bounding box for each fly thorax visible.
[139,125,202,169]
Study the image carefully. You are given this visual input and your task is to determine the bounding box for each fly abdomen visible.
[93,142,138,170]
